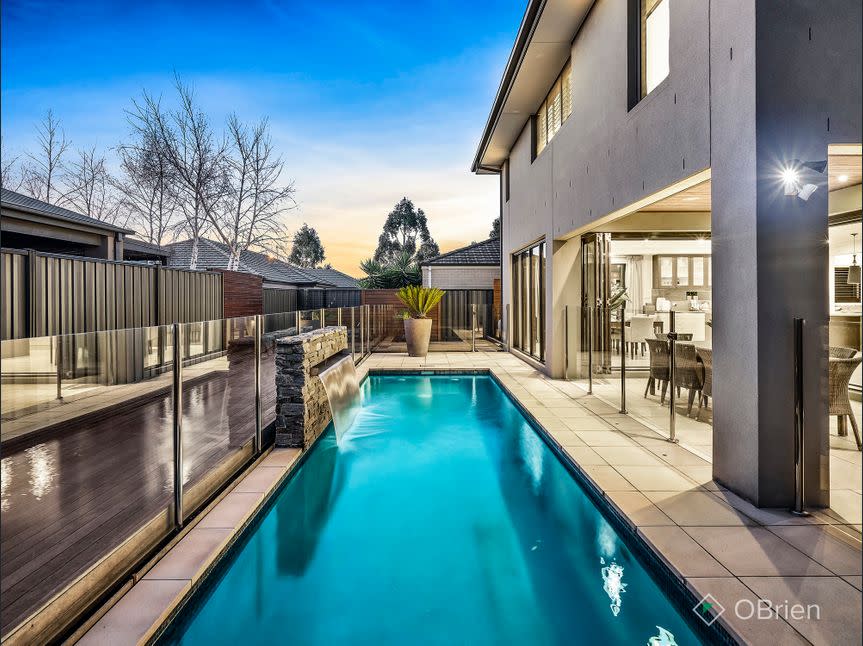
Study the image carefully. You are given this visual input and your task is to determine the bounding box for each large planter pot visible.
[404,317,432,357]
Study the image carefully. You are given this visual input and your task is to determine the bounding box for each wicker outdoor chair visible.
[644,338,670,404]
[829,355,862,450]
[673,343,703,416]
[696,347,712,421]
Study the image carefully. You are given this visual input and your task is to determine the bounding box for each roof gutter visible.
[470,0,546,173]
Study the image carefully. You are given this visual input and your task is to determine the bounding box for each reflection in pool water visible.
[160,376,704,645]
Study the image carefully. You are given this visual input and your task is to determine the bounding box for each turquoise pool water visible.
[161,375,704,645]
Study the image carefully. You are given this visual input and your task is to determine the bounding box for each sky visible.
[1,0,524,274]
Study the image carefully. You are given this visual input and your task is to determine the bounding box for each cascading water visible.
[318,355,361,444]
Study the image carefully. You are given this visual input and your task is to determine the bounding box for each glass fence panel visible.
[180,316,257,520]
[0,325,175,636]
[298,310,322,333]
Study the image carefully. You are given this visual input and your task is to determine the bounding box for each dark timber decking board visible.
[0,350,258,637]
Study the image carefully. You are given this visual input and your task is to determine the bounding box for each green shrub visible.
[396,286,444,318]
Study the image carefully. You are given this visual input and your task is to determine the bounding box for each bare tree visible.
[115,133,179,244]
[21,109,70,203]
[127,77,296,269]
[220,114,297,268]
[60,146,125,224]
[1,137,23,191]
[127,78,227,268]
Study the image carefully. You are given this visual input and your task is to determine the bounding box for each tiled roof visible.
[421,237,500,266]
[124,237,171,255]
[1,188,136,234]
[165,238,327,286]
[299,266,360,289]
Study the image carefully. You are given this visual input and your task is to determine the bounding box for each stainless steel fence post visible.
[366,305,371,353]
[172,322,184,529]
[587,307,594,394]
[471,304,477,352]
[56,336,63,401]
[294,310,299,334]
[505,304,510,350]
[792,317,809,516]
[254,314,262,454]
[619,305,627,414]
[320,307,325,329]
[667,310,678,443]
[337,307,342,327]
[564,305,569,380]
[351,306,357,358]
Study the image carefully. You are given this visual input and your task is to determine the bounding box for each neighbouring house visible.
[122,238,172,264]
[1,188,134,259]
[421,237,500,290]
[472,0,861,508]
[165,238,361,312]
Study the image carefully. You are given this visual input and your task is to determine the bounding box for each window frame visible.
[533,60,573,159]
[511,240,546,362]
[628,0,670,110]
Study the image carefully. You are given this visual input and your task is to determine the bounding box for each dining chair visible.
[829,355,862,450]
[644,338,670,404]
[696,347,712,421]
[673,343,702,416]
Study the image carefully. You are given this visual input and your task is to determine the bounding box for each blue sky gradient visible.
[2,0,523,272]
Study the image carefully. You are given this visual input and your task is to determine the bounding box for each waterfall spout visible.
[319,355,361,444]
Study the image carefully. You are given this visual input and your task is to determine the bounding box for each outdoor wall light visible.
[781,159,826,201]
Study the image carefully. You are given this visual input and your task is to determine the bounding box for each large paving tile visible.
[685,577,808,645]
[573,430,637,447]
[645,491,756,527]
[639,526,732,578]
[233,465,286,494]
[144,528,232,581]
[78,579,190,646]
[741,576,863,646]
[260,448,301,467]
[593,446,665,466]
[707,489,834,526]
[560,446,608,466]
[768,525,862,576]
[824,490,863,524]
[562,417,613,431]
[673,464,721,490]
[685,527,833,577]
[581,465,636,491]
[605,491,675,528]
[844,575,862,591]
[198,491,263,529]
[614,465,698,491]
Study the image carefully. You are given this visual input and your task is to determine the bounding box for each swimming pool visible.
[160,375,707,645]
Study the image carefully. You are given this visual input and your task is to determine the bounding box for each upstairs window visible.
[629,0,670,108]
[643,0,670,96]
[534,60,572,158]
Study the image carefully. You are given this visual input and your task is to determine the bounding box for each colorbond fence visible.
[263,287,360,314]
[0,249,223,340]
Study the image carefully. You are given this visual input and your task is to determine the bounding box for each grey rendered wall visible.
[422,265,500,289]
[711,0,862,507]
[502,0,712,376]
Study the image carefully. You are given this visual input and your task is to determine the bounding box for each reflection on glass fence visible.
[0,304,378,639]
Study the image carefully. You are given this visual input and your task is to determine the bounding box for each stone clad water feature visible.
[318,355,360,443]
[274,327,348,448]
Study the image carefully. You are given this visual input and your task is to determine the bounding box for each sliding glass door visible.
[511,241,545,361]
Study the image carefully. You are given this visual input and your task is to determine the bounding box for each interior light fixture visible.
[849,233,861,285]
[838,174,849,183]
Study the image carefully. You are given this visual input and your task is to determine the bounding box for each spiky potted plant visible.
[396,285,444,357]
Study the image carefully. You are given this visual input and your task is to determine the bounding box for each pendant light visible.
[849,232,861,285]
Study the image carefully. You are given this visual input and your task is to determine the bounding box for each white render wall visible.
[422,265,499,290]
[501,0,711,377]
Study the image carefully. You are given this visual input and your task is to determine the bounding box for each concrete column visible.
[710,0,861,507]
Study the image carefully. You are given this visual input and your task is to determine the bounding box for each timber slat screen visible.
[0,249,223,340]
